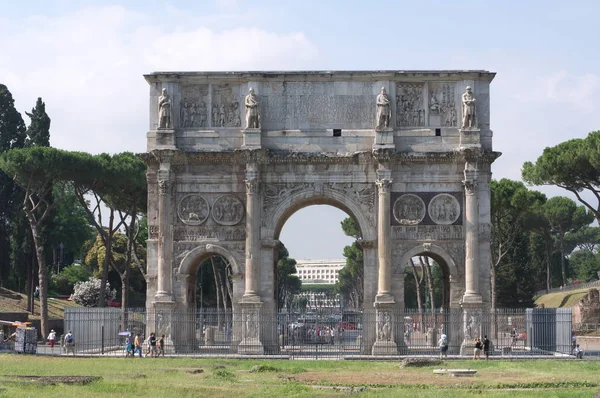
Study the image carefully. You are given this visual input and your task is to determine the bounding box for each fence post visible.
[101,325,104,355]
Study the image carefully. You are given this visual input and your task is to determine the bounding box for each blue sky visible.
[1,0,599,260]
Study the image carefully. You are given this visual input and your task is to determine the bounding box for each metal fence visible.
[62,307,589,359]
[535,280,600,297]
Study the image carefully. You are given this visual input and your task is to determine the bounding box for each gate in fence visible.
[64,307,575,358]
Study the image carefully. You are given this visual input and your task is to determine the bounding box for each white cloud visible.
[0,5,319,154]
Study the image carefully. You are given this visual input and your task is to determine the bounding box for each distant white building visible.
[295,259,345,285]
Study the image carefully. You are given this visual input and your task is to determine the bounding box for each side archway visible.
[178,243,242,276]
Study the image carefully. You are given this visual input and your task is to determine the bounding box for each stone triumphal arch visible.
[143,70,499,354]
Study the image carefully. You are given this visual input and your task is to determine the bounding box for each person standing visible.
[147,332,157,357]
[483,335,491,360]
[157,334,165,358]
[473,337,482,360]
[134,333,142,358]
[47,329,56,352]
[438,334,448,359]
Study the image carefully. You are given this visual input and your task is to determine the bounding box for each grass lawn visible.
[0,287,79,319]
[0,355,599,397]
[535,288,590,309]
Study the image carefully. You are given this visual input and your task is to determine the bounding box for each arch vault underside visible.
[143,70,500,355]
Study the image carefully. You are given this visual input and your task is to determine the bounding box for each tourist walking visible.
[64,330,75,355]
[125,332,134,357]
[483,335,491,359]
[47,329,56,352]
[146,332,157,357]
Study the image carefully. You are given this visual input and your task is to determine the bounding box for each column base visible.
[154,291,174,303]
[237,301,264,355]
[461,292,483,305]
[460,302,484,355]
[372,339,398,355]
[374,294,395,305]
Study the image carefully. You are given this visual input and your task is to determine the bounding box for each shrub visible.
[70,277,116,307]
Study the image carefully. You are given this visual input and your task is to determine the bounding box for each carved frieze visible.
[392,194,426,225]
[396,83,425,127]
[376,310,392,341]
[211,194,244,226]
[245,309,259,339]
[173,226,246,242]
[213,85,241,128]
[428,194,461,225]
[180,85,209,128]
[429,83,457,127]
[392,225,464,240]
[177,194,210,225]
[329,182,376,228]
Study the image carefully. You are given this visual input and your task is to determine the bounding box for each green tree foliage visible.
[522,131,600,224]
[0,84,26,288]
[566,226,600,253]
[542,196,593,286]
[336,217,364,310]
[491,179,546,308]
[275,243,301,310]
[50,263,92,296]
[25,97,50,148]
[72,152,147,307]
[0,146,96,336]
[569,250,600,283]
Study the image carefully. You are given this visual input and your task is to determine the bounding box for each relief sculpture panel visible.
[392,194,426,225]
[178,194,210,225]
[428,83,457,127]
[396,83,425,127]
[212,85,241,128]
[180,85,209,128]
[428,193,461,225]
[211,194,244,226]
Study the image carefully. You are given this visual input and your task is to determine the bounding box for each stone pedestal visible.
[237,302,264,355]
[459,128,480,148]
[151,301,178,352]
[371,302,398,355]
[242,128,262,149]
[459,303,483,355]
[155,128,176,149]
[374,127,394,149]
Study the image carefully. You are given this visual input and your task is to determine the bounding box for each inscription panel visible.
[261,82,375,129]
[392,225,464,240]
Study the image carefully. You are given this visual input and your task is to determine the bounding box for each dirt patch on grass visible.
[2,375,101,386]
[290,370,576,387]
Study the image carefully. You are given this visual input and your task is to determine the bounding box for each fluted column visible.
[462,161,482,303]
[376,178,393,301]
[156,163,173,300]
[243,164,261,300]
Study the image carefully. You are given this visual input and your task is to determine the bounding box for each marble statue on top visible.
[461,86,477,129]
[245,87,261,129]
[376,87,391,129]
[158,88,172,129]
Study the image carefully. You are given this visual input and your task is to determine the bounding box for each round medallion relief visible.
[393,194,426,225]
[211,194,245,226]
[178,194,210,225]
[428,193,460,225]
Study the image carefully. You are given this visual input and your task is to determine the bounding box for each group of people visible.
[46,329,75,355]
[437,334,492,360]
[125,332,165,358]
[472,335,491,360]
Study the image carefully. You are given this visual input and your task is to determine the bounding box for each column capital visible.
[152,149,178,167]
[463,162,478,195]
[376,178,392,193]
